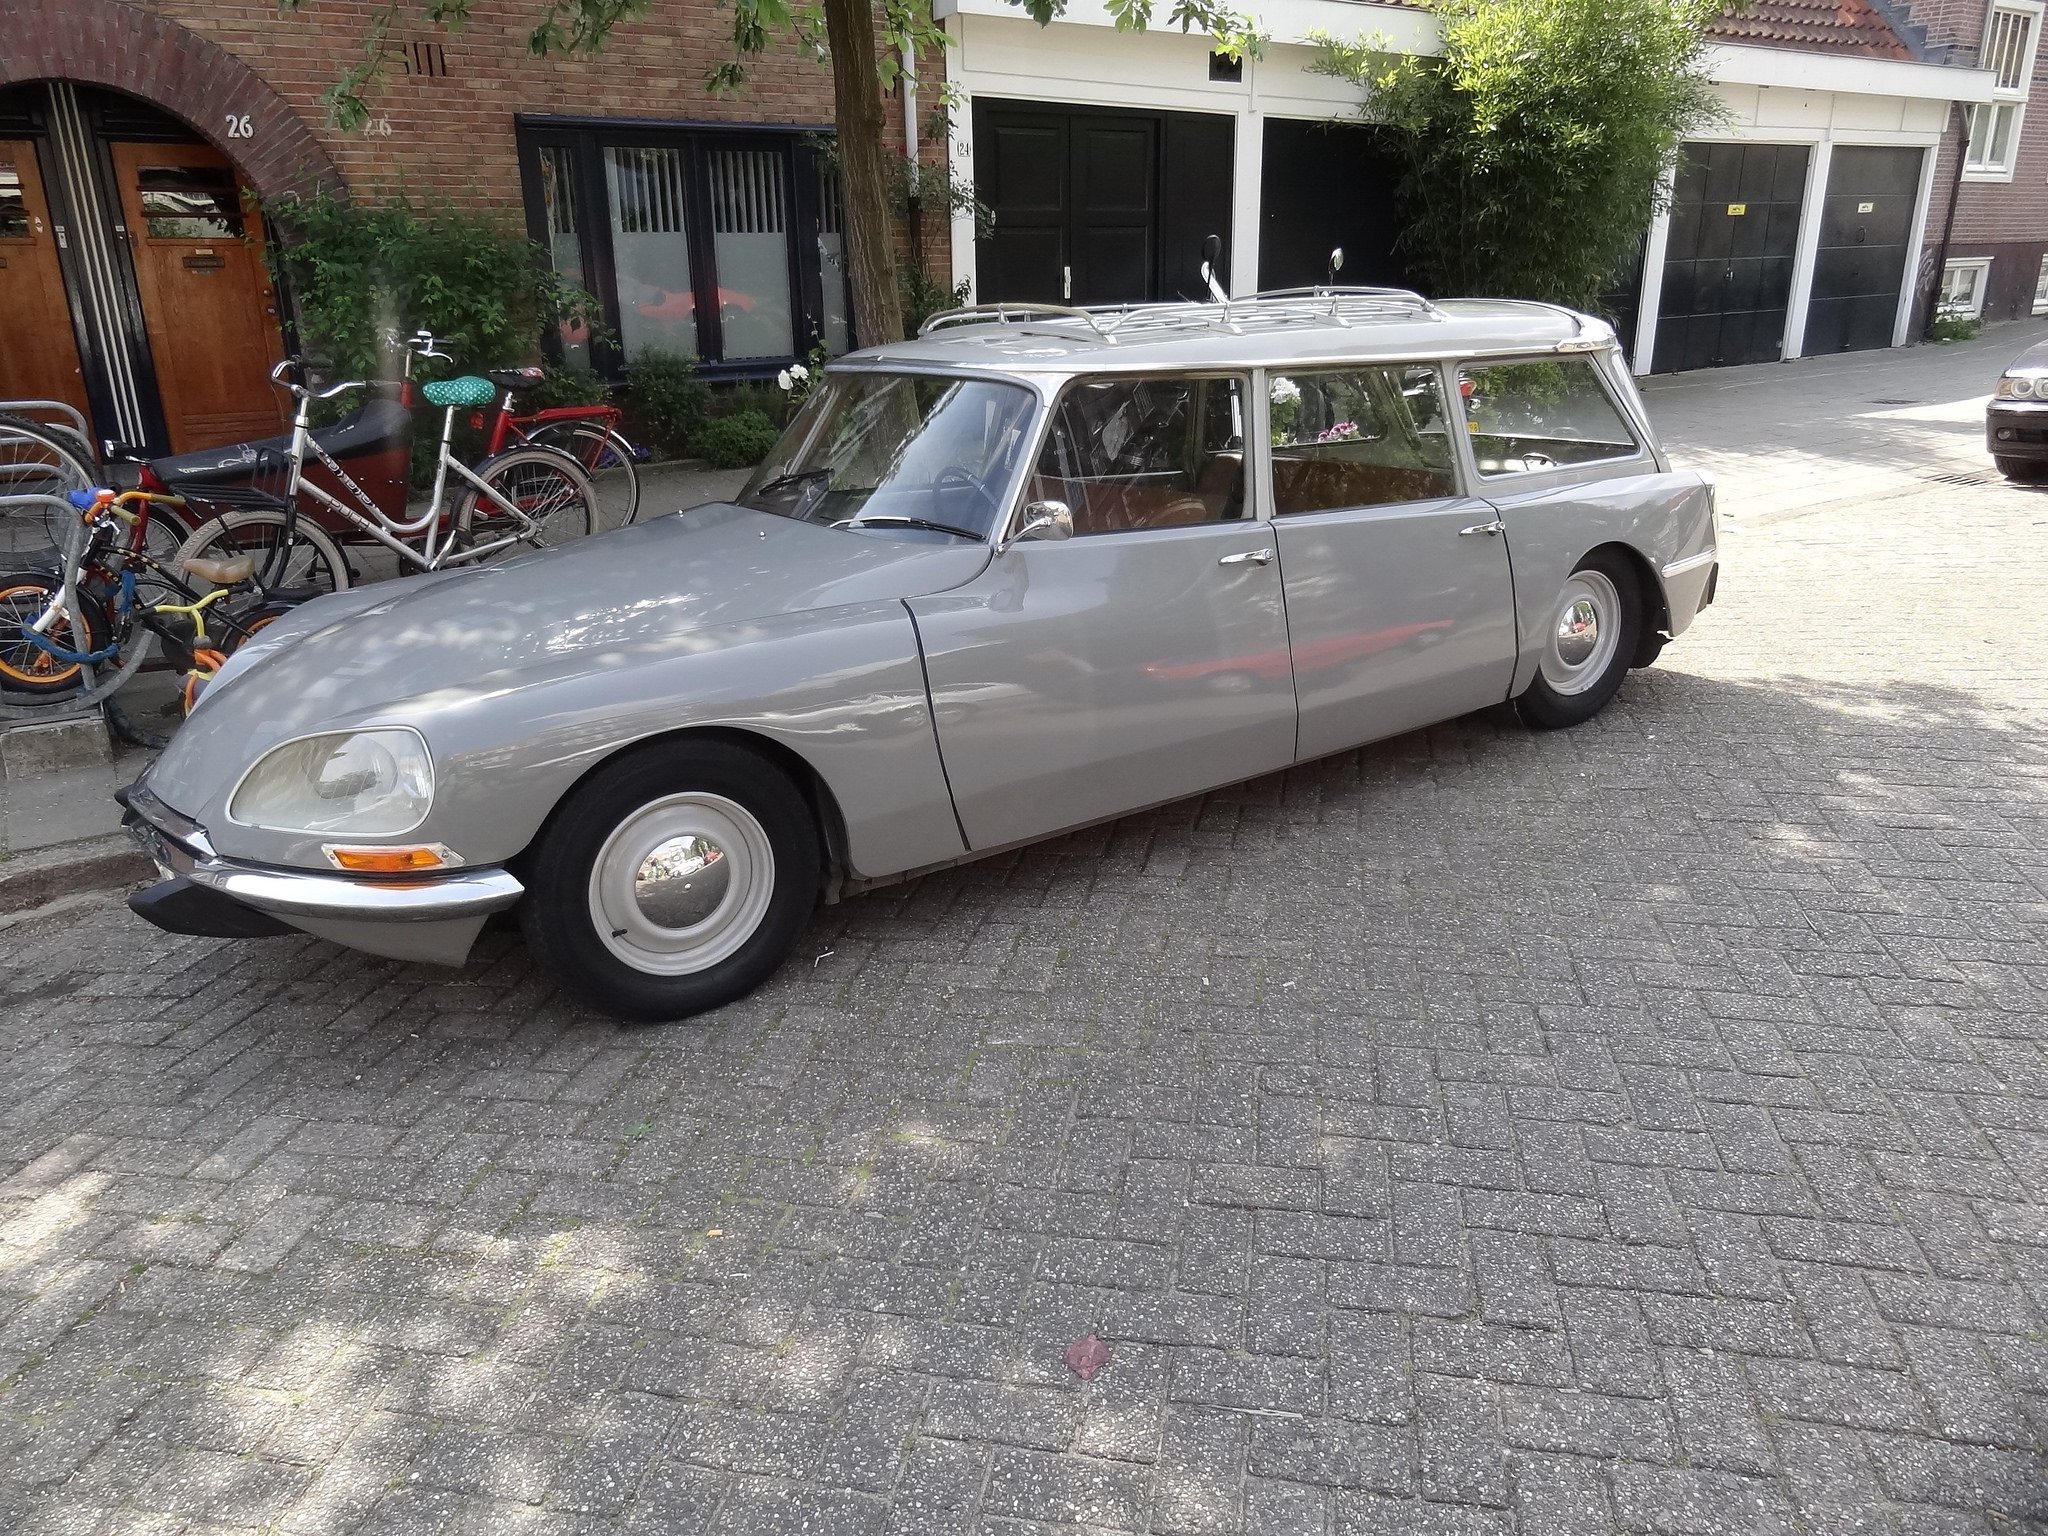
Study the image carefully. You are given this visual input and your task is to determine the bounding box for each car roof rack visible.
[918,287,1450,344]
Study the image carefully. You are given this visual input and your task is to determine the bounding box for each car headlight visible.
[228,729,434,835]
[2007,375,2038,398]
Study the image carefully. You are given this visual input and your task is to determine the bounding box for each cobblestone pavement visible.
[3,359,2048,1535]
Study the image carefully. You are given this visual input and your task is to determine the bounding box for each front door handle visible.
[1459,519,1506,537]
[1218,547,1274,566]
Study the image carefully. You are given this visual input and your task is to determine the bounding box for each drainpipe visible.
[1923,101,1969,340]
[903,47,924,277]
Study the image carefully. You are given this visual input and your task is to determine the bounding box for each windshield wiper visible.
[749,467,833,498]
[844,515,984,541]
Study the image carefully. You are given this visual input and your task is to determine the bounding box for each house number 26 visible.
[225,114,253,139]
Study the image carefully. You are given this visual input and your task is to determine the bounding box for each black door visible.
[1804,146,1923,356]
[1259,118,1408,291]
[1652,142,1808,373]
[974,101,1233,306]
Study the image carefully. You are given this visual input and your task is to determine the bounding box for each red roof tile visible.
[1707,0,1916,60]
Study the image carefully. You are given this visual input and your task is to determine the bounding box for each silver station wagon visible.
[123,290,1720,1021]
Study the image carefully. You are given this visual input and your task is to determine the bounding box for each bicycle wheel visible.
[525,423,640,531]
[0,570,110,698]
[456,445,595,557]
[0,418,96,562]
[170,507,353,602]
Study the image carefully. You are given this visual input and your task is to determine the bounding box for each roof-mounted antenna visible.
[1200,234,1228,304]
[1324,247,1345,293]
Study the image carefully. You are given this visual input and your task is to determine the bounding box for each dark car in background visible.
[1989,339,2048,480]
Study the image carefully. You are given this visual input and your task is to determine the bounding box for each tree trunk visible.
[823,0,906,346]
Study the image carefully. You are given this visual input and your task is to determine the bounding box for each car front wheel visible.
[520,740,820,1021]
[1514,550,1643,730]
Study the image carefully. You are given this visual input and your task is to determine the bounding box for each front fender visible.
[198,602,967,881]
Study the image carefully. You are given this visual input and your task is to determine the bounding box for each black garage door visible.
[973,101,1233,307]
[1652,142,1809,373]
[1259,119,1407,291]
[1803,146,1923,355]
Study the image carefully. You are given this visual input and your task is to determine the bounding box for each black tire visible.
[1996,455,2046,482]
[457,445,596,556]
[1514,548,1643,731]
[519,739,821,1021]
[171,508,353,600]
[105,692,175,750]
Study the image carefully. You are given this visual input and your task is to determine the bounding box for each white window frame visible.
[1965,0,2043,182]
[2033,253,2048,315]
[1942,257,1994,316]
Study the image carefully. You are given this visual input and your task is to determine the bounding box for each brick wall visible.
[11,0,931,212]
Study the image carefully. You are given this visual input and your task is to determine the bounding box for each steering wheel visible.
[933,466,1000,524]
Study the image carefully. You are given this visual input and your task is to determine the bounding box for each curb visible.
[0,833,151,918]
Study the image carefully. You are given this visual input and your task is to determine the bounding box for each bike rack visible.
[0,400,93,443]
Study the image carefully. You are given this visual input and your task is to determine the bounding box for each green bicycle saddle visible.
[421,375,498,408]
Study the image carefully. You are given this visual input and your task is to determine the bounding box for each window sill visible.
[1961,167,2020,183]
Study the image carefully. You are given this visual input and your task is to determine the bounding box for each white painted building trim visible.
[1632,162,1677,377]
[1895,140,1941,343]
[1782,138,1834,360]
[1704,44,1994,103]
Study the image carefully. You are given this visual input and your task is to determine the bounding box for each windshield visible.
[737,372,1040,540]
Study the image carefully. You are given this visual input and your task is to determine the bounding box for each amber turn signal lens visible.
[324,844,451,873]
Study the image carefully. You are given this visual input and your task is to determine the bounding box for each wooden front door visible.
[0,140,90,416]
[111,141,286,452]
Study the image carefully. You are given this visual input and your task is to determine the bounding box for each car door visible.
[1266,362,1519,760]
[909,373,1297,851]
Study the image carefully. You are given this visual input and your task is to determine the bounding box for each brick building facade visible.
[0,0,912,454]
[1899,0,2048,324]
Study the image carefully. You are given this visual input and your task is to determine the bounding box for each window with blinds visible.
[519,124,850,371]
[1966,2,2042,180]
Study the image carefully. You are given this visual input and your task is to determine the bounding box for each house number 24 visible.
[224,114,253,139]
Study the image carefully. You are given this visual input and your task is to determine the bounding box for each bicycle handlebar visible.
[268,358,368,401]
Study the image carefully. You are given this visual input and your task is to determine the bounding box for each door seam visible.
[900,599,975,855]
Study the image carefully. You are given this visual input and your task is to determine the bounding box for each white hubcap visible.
[1539,569,1622,696]
[589,793,774,975]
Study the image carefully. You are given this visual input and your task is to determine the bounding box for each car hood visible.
[151,503,990,806]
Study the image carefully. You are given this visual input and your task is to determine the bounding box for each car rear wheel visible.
[1514,549,1642,731]
[520,739,820,1021]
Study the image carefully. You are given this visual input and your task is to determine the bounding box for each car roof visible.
[833,293,1614,375]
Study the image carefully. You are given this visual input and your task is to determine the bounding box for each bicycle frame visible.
[481,397,627,459]
[282,387,554,571]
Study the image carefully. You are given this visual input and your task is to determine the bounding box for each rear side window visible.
[1269,365,1458,514]
[1458,357,1641,477]
[1023,375,1248,536]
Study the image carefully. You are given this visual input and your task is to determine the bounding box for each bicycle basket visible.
[161,446,294,516]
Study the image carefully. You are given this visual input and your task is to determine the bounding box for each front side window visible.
[1269,366,1457,513]
[1023,375,1249,536]
[1458,357,1641,477]
[739,372,1037,539]
[1967,2,2042,180]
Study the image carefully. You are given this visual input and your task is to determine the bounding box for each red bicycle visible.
[468,361,643,531]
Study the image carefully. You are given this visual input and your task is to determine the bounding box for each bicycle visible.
[168,333,599,602]
[471,365,643,531]
[0,488,288,745]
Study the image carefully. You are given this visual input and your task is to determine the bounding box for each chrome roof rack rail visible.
[919,303,1120,341]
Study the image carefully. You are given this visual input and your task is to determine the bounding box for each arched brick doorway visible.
[0,1,344,451]
[0,0,341,202]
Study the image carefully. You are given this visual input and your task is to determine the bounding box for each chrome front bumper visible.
[121,779,524,964]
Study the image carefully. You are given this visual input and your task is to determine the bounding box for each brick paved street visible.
[4,336,2048,1534]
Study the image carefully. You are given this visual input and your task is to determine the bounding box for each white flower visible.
[789,363,809,380]
[776,370,793,391]
[1270,378,1301,404]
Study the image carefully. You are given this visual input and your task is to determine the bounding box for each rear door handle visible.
[1459,519,1506,537]
[1218,547,1274,566]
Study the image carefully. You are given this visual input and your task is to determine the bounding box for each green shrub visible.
[266,189,596,382]
[524,364,611,408]
[623,348,711,457]
[1312,0,1723,307]
[692,409,781,469]
[712,381,789,427]
[1927,303,1982,343]
[903,269,971,336]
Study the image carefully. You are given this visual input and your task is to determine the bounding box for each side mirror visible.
[1001,500,1073,552]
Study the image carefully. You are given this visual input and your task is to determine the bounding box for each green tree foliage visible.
[1312,0,1723,307]
[266,189,598,380]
